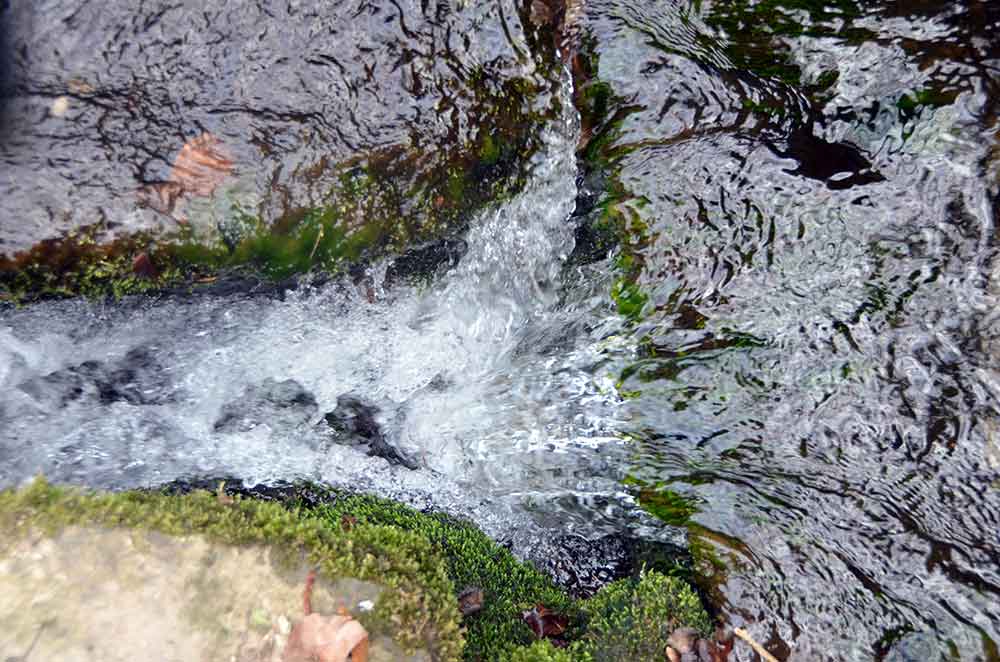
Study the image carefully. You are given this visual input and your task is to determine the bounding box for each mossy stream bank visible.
[1,478,713,661]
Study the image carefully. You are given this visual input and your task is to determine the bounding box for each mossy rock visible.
[274,485,712,661]
[0,1,568,303]
[1,479,714,661]
[0,478,463,661]
[580,571,713,661]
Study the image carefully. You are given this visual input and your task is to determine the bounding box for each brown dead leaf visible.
[216,481,235,505]
[138,133,234,216]
[283,614,369,662]
[457,586,484,617]
[137,180,185,215]
[285,569,369,662]
[521,604,568,639]
[132,252,157,279]
[169,132,234,197]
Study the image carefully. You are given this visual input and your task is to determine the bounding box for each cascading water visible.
[0,73,635,556]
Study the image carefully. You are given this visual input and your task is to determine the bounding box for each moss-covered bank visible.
[0,478,713,661]
[0,477,465,659]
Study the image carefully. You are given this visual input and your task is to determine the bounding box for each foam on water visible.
[0,75,640,552]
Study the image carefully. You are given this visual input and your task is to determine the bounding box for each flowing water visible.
[2,1,1000,660]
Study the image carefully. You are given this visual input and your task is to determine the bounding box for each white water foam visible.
[0,75,639,551]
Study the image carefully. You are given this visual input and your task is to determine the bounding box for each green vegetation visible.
[0,477,464,660]
[1,479,714,661]
[2,61,554,304]
[306,489,577,661]
[509,640,592,662]
[895,87,957,118]
[581,571,713,660]
[702,0,869,88]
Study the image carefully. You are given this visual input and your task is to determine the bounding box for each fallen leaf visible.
[283,614,368,662]
[216,481,235,505]
[457,586,484,617]
[284,569,369,662]
[521,604,568,639]
[168,132,234,197]
[137,180,185,215]
[665,626,735,662]
[132,252,157,279]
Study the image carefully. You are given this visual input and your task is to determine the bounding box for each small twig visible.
[308,225,325,263]
[733,627,779,662]
[303,568,317,616]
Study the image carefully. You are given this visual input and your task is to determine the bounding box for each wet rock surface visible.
[574,0,1000,658]
[0,0,563,295]
[18,347,172,407]
[0,527,424,662]
[323,395,419,470]
[214,378,318,433]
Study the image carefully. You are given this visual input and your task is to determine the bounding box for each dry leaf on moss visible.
[521,604,568,639]
[283,613,369,662]
[283,569,369,662]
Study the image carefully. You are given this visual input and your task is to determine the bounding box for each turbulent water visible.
[3,1,1000,660]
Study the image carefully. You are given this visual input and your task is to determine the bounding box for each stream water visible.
[2,1,1000,660]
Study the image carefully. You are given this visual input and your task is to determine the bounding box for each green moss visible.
[0,478,464,661]
[509,639,592,662]
[703,0,871,88]
[622,480,699,528]
[611,278,648,322]
[895,87,957,118]
[580,570,713,661]
[305,489,576,661]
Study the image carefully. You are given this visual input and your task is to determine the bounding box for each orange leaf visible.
[168,132,233,197]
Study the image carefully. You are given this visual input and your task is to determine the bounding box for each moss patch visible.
[284,487,578,661]
[581,570,713,660]
[0,478,464,660]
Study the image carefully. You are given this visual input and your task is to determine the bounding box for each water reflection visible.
[583,0,1000,658]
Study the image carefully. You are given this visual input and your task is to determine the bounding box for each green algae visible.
[702,0,870,88]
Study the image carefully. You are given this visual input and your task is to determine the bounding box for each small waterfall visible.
[0,69,627,551]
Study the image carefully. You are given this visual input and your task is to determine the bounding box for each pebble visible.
[50,96,70,118]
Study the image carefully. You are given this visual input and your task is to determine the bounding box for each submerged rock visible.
[214,378,318,433]
[323,395,419,470]
[18,346,172,407]
[0,0,567,300]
